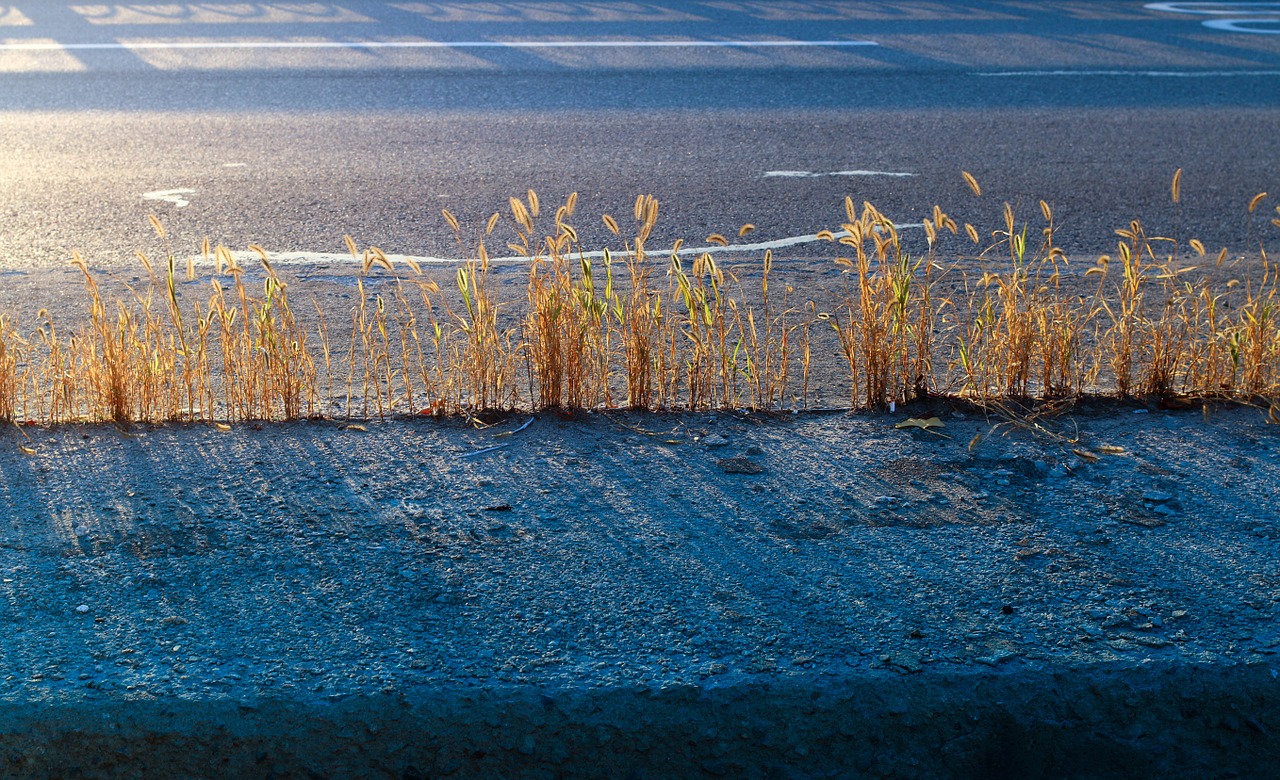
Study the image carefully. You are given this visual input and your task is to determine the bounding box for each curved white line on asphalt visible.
[1144,2,1280,14]
[0,39,879,52]
[1202,18,1280,31]
[764,170,917,178]
[224,225,926,268]
[975,69,1280,76]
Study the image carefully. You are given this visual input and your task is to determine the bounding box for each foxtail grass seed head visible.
[1249,192,1268,213]
[962,171,982,197]
[1172,168,1183,204]
[510,197,532,234]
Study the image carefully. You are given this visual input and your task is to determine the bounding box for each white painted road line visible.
[976,69,1280,76]
[764,170,917,178]
[1144,3,1280,33]
[1202,18,1280,31]
[1144,2,1280,15]
[142,189,196,208]
[224,226,926,269]
[0,39,879,52]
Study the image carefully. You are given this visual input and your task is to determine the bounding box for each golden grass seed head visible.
[1040,200,1052,223]
[706,234,728,247]
[602,214,621,236]
[216,245,236,274]
[844,196,857,224]
[965,223,980,244]
[344,234,360,260]
[738,223,755,237]
[148,214,166,239]
[1189,238,1206,257]
[527,189,540,218]
[249,245,274,275]
[486,212,501,236]
[441,209,461,234]
[1171,168,1183,204]
[962,170,982,197]
[510,197,533,234]
[641,196,659,231]
[1248,192,1268,213]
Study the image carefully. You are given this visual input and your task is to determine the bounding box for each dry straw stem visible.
[0,185,1277,426]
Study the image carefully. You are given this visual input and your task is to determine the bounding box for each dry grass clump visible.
[0,176,1276,425]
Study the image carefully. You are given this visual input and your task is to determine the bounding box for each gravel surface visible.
[2,403,1280,776]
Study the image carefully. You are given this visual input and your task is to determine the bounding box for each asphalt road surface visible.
[1,1,1279,269]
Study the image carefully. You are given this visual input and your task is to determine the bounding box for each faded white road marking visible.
[1145,2,1280,33]
[142,188,196,208]
[222,163,248,168]
[1202,17,1280,30]
[225,225,925,268]
[1145,2,1280,14]
[976,69,1280,76]
[0,39,879,52]
[764,170,917,178]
